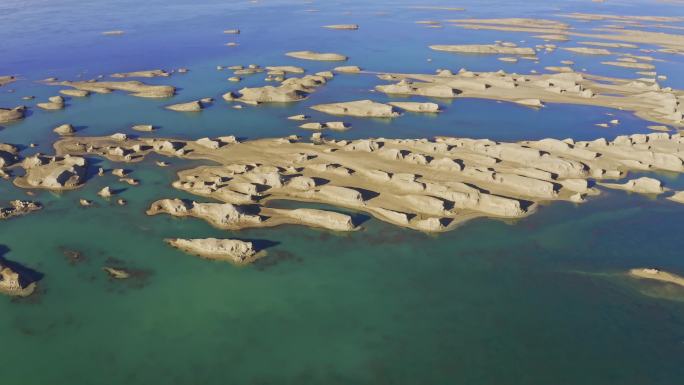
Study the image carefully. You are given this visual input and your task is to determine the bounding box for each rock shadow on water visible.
[83,156,106,182]
[253,249,303,271]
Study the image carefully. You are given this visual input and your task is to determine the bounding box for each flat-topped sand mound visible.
[48,79,175,98]
[430,44,536,55]
[285,51,347,61]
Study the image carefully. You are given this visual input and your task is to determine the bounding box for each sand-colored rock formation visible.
[14,154,87,190]
[562,47,612,55]
[110,69,170,78]
[132,124,155,132]
[0,76,16,87]
[334,66,362,73]
[447,17,684,52]
[0,259,37,297]
[580,41,638,49]
[601,61,656,70]
[103,266,130,279]
[52,131,684,233]
[373,68,684,127]
[300,121,350,131]
[668,191,684,204]
[0,200,42,220]
[311,100,400,118]
[60,89,90,97]
[265,65,305,74]
[147,197,357,232]
[599,177,666,194]
[49,80,175,98]
[53,124,75,136]
[0,143,20,173]
[323,24,359,30]
[285,51,347,61]
[430,44,536,55]
[629,268,684,288]
[389,102,440,113]
[98,186,113,198]
[223,73,331,104]
[0,106,26,124]
[165,100,204,112]
[165,238,261,264]
[37,96,65,110]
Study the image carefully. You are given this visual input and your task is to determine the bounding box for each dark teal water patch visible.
[2,0,684,384]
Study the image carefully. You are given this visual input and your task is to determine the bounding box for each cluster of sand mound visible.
[48,79,175,98]
[372,68,683,127]
[447,16,684,53]
[13,154,87,190]
[52,130,684,235]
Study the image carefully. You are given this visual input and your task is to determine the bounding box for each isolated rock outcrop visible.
[165,100,203,112]
[334,66,362,73]
[111,69,170,78]
[60,89,90,97]
[166,238,260,264]
[37,96,65,110]
[0,106,25,124]
[53,123,75,135]
[389,102,440,113]
[323,24,359,30]
[285,51,347,61]
[599,177,666,194]
[147,199,262,229]
[629,268,684,288]
[311,99,400,117]
[0,258,38,297]
[430,44,536,55]
[14,155,87,190]
[0,200,42,220]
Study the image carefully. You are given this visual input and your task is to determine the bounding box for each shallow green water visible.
[2,1,684,384]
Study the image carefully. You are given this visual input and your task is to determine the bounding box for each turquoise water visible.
[2,1,684,384]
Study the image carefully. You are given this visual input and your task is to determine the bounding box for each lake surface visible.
[2,1,684,384]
